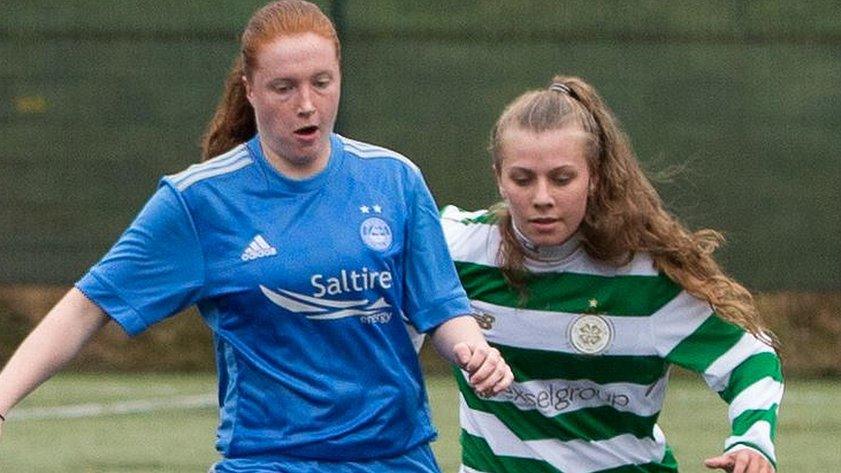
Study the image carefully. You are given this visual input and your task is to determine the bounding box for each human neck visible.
[261,143,330,180]
[511,221,581,262]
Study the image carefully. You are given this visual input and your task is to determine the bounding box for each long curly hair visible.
[201,0,339,161]
[490,75,775,345]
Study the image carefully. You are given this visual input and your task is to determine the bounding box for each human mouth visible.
[294,125,319,142]
[528,217,559,232]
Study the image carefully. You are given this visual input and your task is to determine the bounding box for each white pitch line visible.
[9,394,216,421]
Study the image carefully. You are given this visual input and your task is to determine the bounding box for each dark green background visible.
[1,1,839,290]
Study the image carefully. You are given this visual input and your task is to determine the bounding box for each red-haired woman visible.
[0,2,512,471]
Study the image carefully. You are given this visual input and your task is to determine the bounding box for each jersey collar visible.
[247,134,344,194]
[511,220,582,264]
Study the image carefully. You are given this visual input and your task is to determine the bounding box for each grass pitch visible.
[0,373,838,472]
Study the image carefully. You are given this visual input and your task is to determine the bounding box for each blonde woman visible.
[442,76,782,473]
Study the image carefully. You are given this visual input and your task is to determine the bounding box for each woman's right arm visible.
[0,184,206,439]
[0,288,110,437]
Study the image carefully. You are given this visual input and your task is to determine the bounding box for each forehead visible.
[499,126,590,170]
[253,32,339,77]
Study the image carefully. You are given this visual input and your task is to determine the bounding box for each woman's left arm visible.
[429,315,513,396]
[654,292,783,472]
[397,169,512,395]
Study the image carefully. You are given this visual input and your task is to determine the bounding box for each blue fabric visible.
[210,442,441,473]
[76,134,469,467]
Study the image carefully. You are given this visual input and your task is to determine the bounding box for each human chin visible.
[526,224,572,247]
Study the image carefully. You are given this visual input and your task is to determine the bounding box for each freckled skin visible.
[244,32,341,179]
[496,126,592,247]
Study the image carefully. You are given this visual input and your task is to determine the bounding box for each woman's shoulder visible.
[568,249,660,278]
[336,134,421,175]
[439,205,500,265]
[163,143,255,193]
[616,251,660,277]
[440,205,498,225]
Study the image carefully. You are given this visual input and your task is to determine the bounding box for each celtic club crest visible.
[568,314,613,354]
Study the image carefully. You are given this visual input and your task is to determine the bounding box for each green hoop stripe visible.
[462,430,562,472]
[595,446,678,473]
[461,430,680,472]
[719,353,783,403]
[455,262,682,316]
[665,314,743,372]
[732,406,779,439]
[496,343,669,385]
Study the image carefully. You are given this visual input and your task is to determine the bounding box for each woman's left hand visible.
[453,342,514,396]
[704,449,774,473]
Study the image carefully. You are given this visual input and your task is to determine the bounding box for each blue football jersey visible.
[76,134,470,465]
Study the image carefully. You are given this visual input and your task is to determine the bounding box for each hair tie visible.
[549,82,571,95]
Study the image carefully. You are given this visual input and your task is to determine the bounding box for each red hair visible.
[201,1,339,160]
[241,0,340,78]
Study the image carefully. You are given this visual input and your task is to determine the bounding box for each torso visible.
[442,205,682,472]
[171,135,439,464]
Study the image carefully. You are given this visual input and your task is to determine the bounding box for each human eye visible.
[313,74,332,89]
[508,171,533,186]
[270,80,293,93]
[550,169,576,186]
[552,174,572,185]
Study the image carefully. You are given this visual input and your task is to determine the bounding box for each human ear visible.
[242,75,254,104]
[493,165,508,200]
[587,172,599,196]
[498,184,508,200]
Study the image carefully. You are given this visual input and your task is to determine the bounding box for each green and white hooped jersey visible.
[441,206,783,473]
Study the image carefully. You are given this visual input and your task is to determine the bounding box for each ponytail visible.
[556,76,659,265]
[201,1,340,161]
[201,56,257,161]
[490,75,776,346]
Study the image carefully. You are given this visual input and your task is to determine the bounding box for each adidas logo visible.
[241,235,278,261]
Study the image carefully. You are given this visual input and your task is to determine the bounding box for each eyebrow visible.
[266,70,334,82]
[506,164,578,172]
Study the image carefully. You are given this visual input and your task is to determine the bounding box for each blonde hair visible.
[201,0,339,160]
[490,75,774,344]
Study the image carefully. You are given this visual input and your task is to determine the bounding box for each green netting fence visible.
[1,1,839,290]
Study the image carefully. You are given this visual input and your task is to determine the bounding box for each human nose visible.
[297,86,315,117]
[532,179,554,208]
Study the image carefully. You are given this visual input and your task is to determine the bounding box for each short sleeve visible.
[75,182,205,336]
[401,172,471,333]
